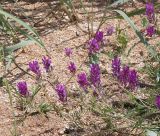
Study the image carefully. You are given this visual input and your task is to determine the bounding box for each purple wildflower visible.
[68,61,76,73]
[77,72,89,91]
[90,64,101,87]
[88,38,100,54]
[42,56,52,72]
[112,57,121,77]
[119,66,130,86]
[146,25,156,37]
[65,48,72,57]
[55,84,67,102]
[128,70,138,90]
[17,81,29,96]
[146,2,155,23]
[106,26,115,36]
[95,31,103,42]
[29,60,41,77]
[155,95,160,109]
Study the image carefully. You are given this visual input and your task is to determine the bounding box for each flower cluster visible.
[55,83,67,102]
[88,38,100,54]
[77,72,89,91]
[90,63,101,87]
[65,48,72,57]
[145,2,156,37]
[146,25,156,37]
[146,2,155,23]
[67,26,114,96]
[68,61,76,73]
[119,65,130,86]
[95,31,103,42]
[17,81,29,96]
[29,56,52,78]
[112,56,121,77]
[42,56,52,72]
[155,95,160,109]
[17,56,52,96]
[77,63,101,94]
[88,27,114,54]
[112,57,138,90]
[106,26,115,36]
[29,60,41,78]
[128,70,138,90]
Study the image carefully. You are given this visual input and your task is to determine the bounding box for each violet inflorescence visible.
[88,38,100,54]
[55,83,67,102]
[77,72,89,92]
[112,56,121,77]
[17,81,29,96]
[90,63,101,88]
[88,27,114,55]
[128,70,138,90]
[65,48,72,57]
[68,61,76,73]
[145,2,156,37]
[112,57,138,90]
[29,60,41,78]
[119,65,130,86]
[95,31,104,42]
[42,56,52,72]
[146,25,156,37]
[155,95,160,109]
[106,26,115,36]
[146,2,155,23]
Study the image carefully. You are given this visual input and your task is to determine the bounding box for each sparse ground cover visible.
[0,0,160,136]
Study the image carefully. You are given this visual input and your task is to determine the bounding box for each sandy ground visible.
[0,0,159,136]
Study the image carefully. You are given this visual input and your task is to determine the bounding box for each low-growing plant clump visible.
[0,0,160,136]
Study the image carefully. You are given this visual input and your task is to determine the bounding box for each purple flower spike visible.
[155,95,160,109]
[68,62,76,73]
[119,66,130,86]
[17,81,29,96]
[29,60,41,77]
[106,26,115,36]
[146,2,155,23]
[128,70,138,90]
[90,64,101,87]
[95,31,103,42]
[77,72,89,91]
[65,48,72,57]
[146,25,156,37]
[42,56,52,72]
[88,38,100,54]
[55,84,67,102]
[112,56,121,77]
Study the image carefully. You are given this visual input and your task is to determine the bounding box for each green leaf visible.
[32,85,41,99]
[114,10,157,58]
[142,18,148,27]
[0,8,44,48]
[0,9,36,35]
[5,40,35,52]
[156,71,160,83]
[114,10,144,42]
[117,32,128,48]
[39,103,52,114]
[90,54,99,64]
